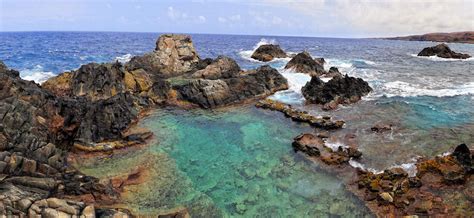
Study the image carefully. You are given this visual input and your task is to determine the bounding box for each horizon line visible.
[0,30,385,40]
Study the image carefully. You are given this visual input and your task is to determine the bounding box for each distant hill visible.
[384,31,474,44]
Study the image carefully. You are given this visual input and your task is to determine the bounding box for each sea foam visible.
[382,80,474,98]
[114,54,133,63]
[20,65,56,84]
[409,54,474,62]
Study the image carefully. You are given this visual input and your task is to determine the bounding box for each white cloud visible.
[264,0,474,36]
[197,15,206,23]
[167,6,206,24]
[229,14,241,22]
[218,17,227,23]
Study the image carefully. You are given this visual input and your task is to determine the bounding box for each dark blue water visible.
[1,31,473,168]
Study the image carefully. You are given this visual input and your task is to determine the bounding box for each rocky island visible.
[417,43,471,59]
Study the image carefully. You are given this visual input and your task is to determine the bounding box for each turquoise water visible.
[76,106,371,217]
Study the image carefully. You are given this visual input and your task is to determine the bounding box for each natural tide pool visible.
[74,105,372,217]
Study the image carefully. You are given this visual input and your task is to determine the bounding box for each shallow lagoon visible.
[76,106,372,217]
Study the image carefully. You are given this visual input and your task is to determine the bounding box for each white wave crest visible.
[324,141,349,152]
[115,54,133,63]
[20,65,56,84]
[382,80,474,98]
[239,38,292,63]
[268,69,311,104]
[410,54,474,62]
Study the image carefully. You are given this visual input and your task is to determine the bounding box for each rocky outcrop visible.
[126,34,200,78]
[250,44,287,62]
[417,43,471,59]
[284,51,325,76]
[0,62,125,216]
[386,31,474,44]
[43,62,171,104]
[176,65,288,108]
[302,75,372,110]
[255,99,345,129]
[191,56,241,79]
[323,67,343,78]
[292,131,474,217]
[292,133,361,165]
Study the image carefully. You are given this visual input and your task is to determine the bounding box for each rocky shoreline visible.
[0,34,288,217]
[1,34,472,217]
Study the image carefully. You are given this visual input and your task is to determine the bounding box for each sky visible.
[0,0,473,38]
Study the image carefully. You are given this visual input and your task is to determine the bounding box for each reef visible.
[302,75,373,110]
[293,132,473,217]
[250,44,287,62]
[255,99,344,129]
[418,43,471,59]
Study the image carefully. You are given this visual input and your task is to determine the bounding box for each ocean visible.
[1,31,473,216]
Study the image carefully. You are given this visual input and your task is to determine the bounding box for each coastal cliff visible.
[385,31,474,44]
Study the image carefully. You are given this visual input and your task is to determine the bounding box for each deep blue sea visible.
[1,32,473,216]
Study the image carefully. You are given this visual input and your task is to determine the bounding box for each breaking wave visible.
[20,65,56,84]
[114,53,133,63]
[268,69,311,105]
[381,81,474,98]
[239,38,292,63]
[409,54,474,62]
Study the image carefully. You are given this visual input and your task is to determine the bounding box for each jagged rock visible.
[42,72,73,97]
[302,75,372,110]
[251,44,287,62]
[126,34,200,78]
[284,51,325,76]
[314,58,326,66]
[323,67,343,78]
[417,43,471,59]
[255,99,345,129]
[192,56,241,79]
[452,143,472,170]
[176,65,288,108]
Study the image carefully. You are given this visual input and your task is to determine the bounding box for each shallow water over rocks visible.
[75,106,372,217]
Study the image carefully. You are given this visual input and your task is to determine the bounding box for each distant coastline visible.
[384,31,474,44]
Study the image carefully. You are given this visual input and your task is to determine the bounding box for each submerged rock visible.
[292,133,361,165]
[284,51,325,76]
[255,99,345,129]
[302,75,372,110]
[417,43,471,59]
[251,44,287,62]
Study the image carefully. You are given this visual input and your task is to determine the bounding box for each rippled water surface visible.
[76,106,372,217]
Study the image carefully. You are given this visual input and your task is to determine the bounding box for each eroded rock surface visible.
[255,99,344,129]
[126,34,200,78]
[302,75,372,110]
[0,62,125,216]
[292,131,474,217]
[418,43,471,59]
[251,44,287,62]
[284,51,325,76]
[177,65,288,108]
